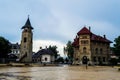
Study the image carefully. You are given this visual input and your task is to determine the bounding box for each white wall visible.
[41,54,51,63]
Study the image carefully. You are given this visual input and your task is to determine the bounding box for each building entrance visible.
[82,56,88,64]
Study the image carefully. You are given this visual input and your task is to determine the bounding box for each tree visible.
[66,41,74,62]
[56,57,64,63]
[113,36,120,62]
[0,36,11,62]
[109,57,118,67]
[48,45,58,59]
[113,36,120,56]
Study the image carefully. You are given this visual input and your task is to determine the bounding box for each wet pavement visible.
[0,65,120,80]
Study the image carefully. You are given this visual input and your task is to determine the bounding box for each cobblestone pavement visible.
[0,65,120,80]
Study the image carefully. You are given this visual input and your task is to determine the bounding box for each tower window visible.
[81,40,89,44]
[24,37,27,42]
[83,47,87,53]
[24,29,28,32]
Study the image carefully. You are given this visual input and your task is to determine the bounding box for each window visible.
[45,57,47,61]
[95,48,98,54]
[83,47,87,53]
[98,57,101,62]
[100,48,103,54]
[93,57,96,62]
[25,52,27,57]
[24,37,27,42]
[24,29,28,32]
[81,40,89,45]
[103,57,106,62]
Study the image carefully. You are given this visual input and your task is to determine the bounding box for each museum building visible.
[72,27,112,65]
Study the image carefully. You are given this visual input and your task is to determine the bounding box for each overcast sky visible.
[0,0,120,56]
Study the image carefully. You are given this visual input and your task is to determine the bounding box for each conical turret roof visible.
[21,17,33,29]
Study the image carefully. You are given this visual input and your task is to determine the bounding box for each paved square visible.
[0,66,120,80]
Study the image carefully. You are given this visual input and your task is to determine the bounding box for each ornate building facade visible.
[72,27,112,65]
[19,17,33,62]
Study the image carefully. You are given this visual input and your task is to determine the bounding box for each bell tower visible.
[19,16,33,63]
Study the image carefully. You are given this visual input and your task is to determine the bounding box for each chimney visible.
[89,26,91,32]
[46,46,47,49]
[40,46,42,50]
[103,35,106,38]
[76,35,78,38]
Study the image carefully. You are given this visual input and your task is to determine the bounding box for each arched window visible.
[24,37,27,43]
[83,47,87,53]
[93,57,96,62]
[95,48,98,54]
[100,48,103,54]
[45,57,47,61]
[25,52,27,57]
[103,57,106,62]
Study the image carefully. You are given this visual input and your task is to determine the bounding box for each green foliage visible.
[66,41,74,60]
[113,36,120,56]
[109,58,118,66]
[0,36,11,58]
[56,57,64,63]
[48,45,58,59]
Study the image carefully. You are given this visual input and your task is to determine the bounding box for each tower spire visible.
[21,16,33,29]
[28,15,29,18]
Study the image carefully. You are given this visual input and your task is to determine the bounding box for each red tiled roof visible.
[72,37,79,47]
[72,27,112,47]
[77,27,91,35]
[91,34,112,43]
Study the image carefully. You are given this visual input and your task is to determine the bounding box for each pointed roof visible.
[77,27,91,35]
[21,17,33,29]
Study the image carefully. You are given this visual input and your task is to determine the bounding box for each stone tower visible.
[77,27,92,64]
[19,17,33,63]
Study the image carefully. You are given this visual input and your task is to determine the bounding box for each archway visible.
[82,56,88,64]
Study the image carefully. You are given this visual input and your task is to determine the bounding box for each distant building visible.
[72,27,112,65]
[32,48,55,63]
[10,43,20,57]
